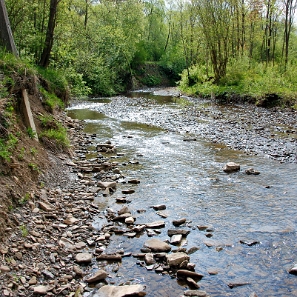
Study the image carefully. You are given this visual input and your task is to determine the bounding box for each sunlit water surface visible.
[67,91,297,297]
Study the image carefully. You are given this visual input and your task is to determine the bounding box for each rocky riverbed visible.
[90,89,297,163]
[0,89,296,297]
[0,115,209,297]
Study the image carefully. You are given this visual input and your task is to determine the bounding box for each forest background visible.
[1,0,297,108]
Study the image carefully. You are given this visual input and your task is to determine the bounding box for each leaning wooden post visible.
[21,89,39,141]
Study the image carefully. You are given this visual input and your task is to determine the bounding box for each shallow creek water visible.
[67,90,297,297]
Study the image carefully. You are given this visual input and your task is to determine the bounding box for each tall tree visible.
[39,0,60,67]
[282,0,296,69]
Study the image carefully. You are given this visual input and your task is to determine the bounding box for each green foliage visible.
[140,74,161,87]
[38,115,69,149]
[18,147,26,161]
[19,192,30,205]
[0,134,18,162]
[180,58,297,107]
[39,127,69,148]
[40,87,64,112]
[28,162,40,172]
[64,68,91,98]
[30,147,37,155]
[27,127,37,139]
[19,225,29,237]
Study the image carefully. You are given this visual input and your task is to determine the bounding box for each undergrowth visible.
[179,58,297,108]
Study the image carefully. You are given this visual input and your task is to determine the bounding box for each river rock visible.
[144,238,171,252]
[39,201,54,212]
[91,284,146,297]
[173,218,187,226]
[122,189,135,194]
[125,217,135,224]
[118,206,130,215]
[223,162,240,173]
[168,229,190,236]
[128,179,140,184]
[186,277,200,288]
[145,221,165,228]
[86,269,108,283]
[177,270,203,280]
[75,252,92,263]
[184,290,208,297]
[144,253,155,265]
[96,253,122,261]
[28,276,37,285]
[289,264,297,274]
[33,285,50,294]
[170,234,182,245]
[152,204,166,210]
[166,252,189,266]
[98,181,117,189]
[0,265,10,272]
[187,247,199,254]
[245,168,260,175]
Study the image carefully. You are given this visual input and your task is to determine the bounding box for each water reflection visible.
[67,90,297,297]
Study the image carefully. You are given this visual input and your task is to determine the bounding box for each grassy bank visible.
[179,60,297,109]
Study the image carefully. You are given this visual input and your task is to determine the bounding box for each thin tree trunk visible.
[39,0,59,67]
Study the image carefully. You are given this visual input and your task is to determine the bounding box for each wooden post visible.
[0,0,18,56]
[22,89,38,141]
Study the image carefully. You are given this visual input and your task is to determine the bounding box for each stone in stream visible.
[128,179,140,184]
[144,238,171,252]
[177,270,204,280]
[239,240,260,246]
[184,290,208,297]
[289,264,297,274]
[122,189,135,194]
[125,217,135,224]
[144,253,156,265]
[96,253,122,261]
[151,204,166,210]
[98,181,117,189]
[170,234,183,245]
[118,206,130,215]
[168,229,190,237]
[245,168,260,175]
[187,247,199,255]
[145,221,165,228]
[186,277,200,288]
[223,162,240,173]
[86,269,108,283]
[173,218,187,226]
[91,284,146,297]
[166,252,189,266]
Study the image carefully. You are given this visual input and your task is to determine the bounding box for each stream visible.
[67,89,297,297]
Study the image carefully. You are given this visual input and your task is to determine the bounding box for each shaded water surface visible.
[68,90,297,297]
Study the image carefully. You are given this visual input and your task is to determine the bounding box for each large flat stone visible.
[144,238,171,252]
[166,252,189,266]
[91,284,146,297]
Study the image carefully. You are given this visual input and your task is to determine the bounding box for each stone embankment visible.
[0,116,209,297]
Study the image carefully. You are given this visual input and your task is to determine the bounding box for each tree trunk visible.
[39,0,59,68]
[0,0,18,56]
